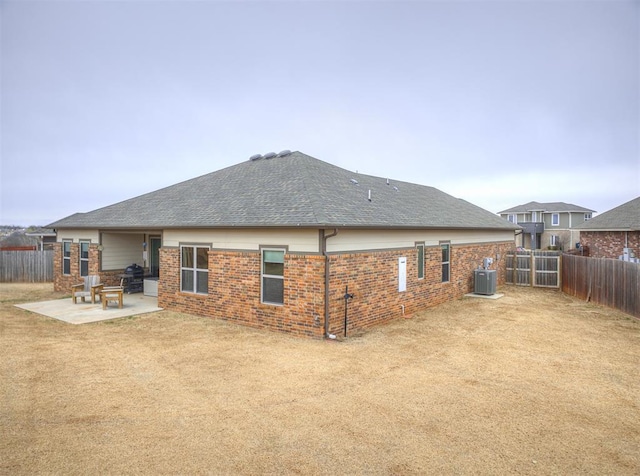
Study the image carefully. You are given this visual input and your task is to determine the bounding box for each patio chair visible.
[71,275,104,304]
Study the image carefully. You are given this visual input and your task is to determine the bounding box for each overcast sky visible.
[2,0,638,226]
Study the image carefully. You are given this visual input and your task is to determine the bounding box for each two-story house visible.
[498,201,595,250]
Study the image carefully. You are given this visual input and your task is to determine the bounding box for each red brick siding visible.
[326,241,514,336]
[53,242,101,291]
[580,231,640,259]
[53,243,131,291]
[158,248,325,338]
[158,241,514,338]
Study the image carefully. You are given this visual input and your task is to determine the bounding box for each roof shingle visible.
[48,152,518,231]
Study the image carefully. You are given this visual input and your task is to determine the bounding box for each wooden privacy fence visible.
[0,250,54,282]
[562,254,640,319]
[505,250,561,288]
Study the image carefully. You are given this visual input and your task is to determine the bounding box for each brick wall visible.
[53,243,125,291]
[158,241,514,339]
[158,248,325,338]
[580,231,640,259]
[326,241,514,336]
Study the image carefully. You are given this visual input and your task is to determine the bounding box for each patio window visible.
[441,243,450,283]
[416,243,424,279]
[262,248,285,305]
[62,240,71,275]
[181,245,209,294]
[79,241,90,277]
[551,213,559,226]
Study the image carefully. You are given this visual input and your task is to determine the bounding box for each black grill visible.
[124,263,144,278]
[121,263,144,293]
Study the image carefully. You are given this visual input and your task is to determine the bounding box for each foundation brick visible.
[157,241,514,339]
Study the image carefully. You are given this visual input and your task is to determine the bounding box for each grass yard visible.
[1,283,639,474]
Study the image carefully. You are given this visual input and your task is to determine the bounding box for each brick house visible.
[48,151,518,338]
[498,201,595,251]
[575,196,640,259]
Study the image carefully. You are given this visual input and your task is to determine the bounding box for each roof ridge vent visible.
[263,152,277,159]
[249,154,263,161]
[278,150,292,157]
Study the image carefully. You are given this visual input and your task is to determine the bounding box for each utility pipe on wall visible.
[322,228,338,338]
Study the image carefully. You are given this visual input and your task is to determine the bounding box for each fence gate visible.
[506,250,561,288]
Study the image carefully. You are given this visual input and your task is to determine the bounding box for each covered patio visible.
[15,292,162,324]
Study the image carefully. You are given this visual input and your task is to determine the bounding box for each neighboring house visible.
[498,201,595,250]
[574,196,640,259]
[25,228,57,251]
[48,151,518,338]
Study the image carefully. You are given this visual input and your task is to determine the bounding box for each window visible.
[416,244,425,279]
[550,235,558,247]
[181,245,209,294]
[507,214,516,223]
[441,243,450,283]
[584,213,592,221]
[79,241,90,277]
[551,213,560,226]
[62,240,71,275]
[262,249,285,305]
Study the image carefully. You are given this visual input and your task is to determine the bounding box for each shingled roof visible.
[575,196,640,231]
[48,151,518,231]
[498,201,595,214]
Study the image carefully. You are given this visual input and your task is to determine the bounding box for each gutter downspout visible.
[322,228,338,338]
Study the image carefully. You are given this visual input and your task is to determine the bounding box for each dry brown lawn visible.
[1,283,639,475]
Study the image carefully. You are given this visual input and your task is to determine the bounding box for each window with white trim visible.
[79,241,90,277]
[550,235,559,247]
[584,213,592,221]
[441,243,450,283]
[507,214,516,223]
[551,213,560,226]
[181,245,209,294]
[62,240,72,275]
[262,248,285,305]
[416,243,425,279]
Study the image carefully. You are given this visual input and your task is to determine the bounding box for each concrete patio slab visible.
[463,292,504,300]
[15,293,163,324]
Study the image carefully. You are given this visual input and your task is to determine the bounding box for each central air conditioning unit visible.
[474,269,497,295]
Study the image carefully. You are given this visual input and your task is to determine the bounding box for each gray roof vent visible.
[278,150,292,157]
[350,178,359,185]
[263,152,277,159]
[249,154,262,161]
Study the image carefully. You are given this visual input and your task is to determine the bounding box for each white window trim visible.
[416,243,425,280]
[62,240,72,276]
[551,213,560,226]
[584,213,592,221]
[180,244,209,295]
[261,248,285,305]
[507,214,517,224]
[79,240,90,277]
[441,242,451,283]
